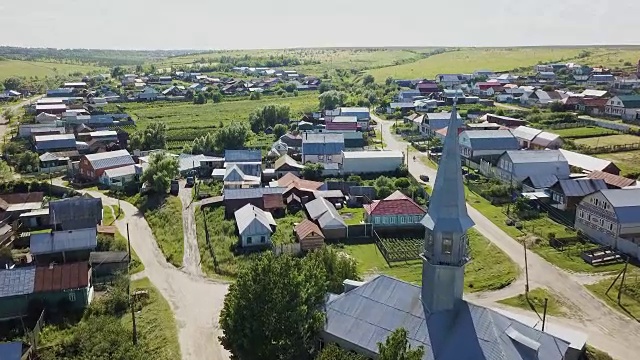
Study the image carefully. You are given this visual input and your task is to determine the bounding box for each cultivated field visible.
[573,134,640,147]
[595,150,640,176]
[0,59,105,81]
[367,48,585,80]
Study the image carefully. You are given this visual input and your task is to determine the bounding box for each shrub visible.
[515,222,523,230]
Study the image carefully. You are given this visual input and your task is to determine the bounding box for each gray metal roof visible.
[223,187,285,200]
[305,198,346,229]
[331,116,358,123]
[511,126,542,141]
[524,174,558,189]
[600,189,640,223]
[504,150,566,164]
[224,150,262,163]
[340,107,369,113]
[234,204,276,236]
[462,130,520,151]
[323,275,572,360]
[302,133,345,155]
[558,149,614,172]
[84,150,134,170]
[34,134,76,150]
[558,179,607,197]
[30,228,97,255]
[0,266,35,298]
[426,112,461,121]
[49,197,103,226]
[89,251,129,265]
[302,133,344,144]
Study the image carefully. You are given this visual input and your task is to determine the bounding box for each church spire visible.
[420,100,475,314]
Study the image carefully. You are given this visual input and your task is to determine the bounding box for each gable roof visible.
[294,219,325,240]
[278,173,324,191]
[224,149,261,163]
[586,170,636,188]
[599,189,640,223]
[511,126,542,141]
[34,261,89,292]
[223,187,285,200]
[461,130,519,151]
[523,174,559,189]
[274,154,303,171]
[616,95,640,108]
[305,198,346,229]
[49,197,103,225]
[531,131,562,147]
[0,266,36,298]
[557,179,607,197]
[324,275,572,360]
[364,190,426,216]
[558,149,617,173]
[34,134,76,150]
[0,192,44,211]
[504,150,566,164]
[234,204,276,235]
[84,150,134,170]
[30,228,97,255]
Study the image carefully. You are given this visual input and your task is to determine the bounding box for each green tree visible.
[394,178,411,189]
[362,74,375,86]
[111,66,125,78]
[211,92,223,103]
[542,85,555,92]
[549,101,564,112]
[347,174,362,184]
[385,76,395,86]
[140,152,179,194]
[316,344,365,360]
[214,123,248,151]
[495,108,505,116]
[318,82,332,94]
[249,104,291,132]
[318,90,347,110]
[130,122,167,150]
[273,124,288,139]
[284,82,297,93]
[306,247,360,294]
[193,93,207,104]
[250,91,262,100]
[3,77,23,91]
[0,161,12,182]
[219,253,327,360]
[301,163,324,180]
[378,328,425,360]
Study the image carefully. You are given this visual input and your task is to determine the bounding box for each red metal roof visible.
[34,261,89,293]
[294,219,325,240]
[277,173,324,191]
[262,193,285,210]
[586,170,636,189]
[326,122,358,131]
[364,191,426,216]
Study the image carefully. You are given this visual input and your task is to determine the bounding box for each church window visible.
[442,233,453,255]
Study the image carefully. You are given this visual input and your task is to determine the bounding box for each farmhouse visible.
[100,164,144,189]
[496,150,570,183]
[223,187,285,217]
[305,197,347,240]
[575,189,640,260]
[79,150,135,182]
[420,112,462,136]
[604,95,640,119]
[30,227,97,264]
[234,204,276,248]
[273,155,304,178]
[339,107,370,130]
[415,82,439,94]
[364,191,426,230]
[511,126,562,149]
[459,130,520,164]
[49,197,103,231]
[341,150,403,174]
[326,116,358,132]
[322,102,585,360]
[223,164,261,189]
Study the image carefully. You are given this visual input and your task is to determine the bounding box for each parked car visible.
[186,176,195,187]
[170,180,179,195]
[420,175,430,182]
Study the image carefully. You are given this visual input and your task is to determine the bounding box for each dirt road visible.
[178,180,203,276]
[0,95,43,139]
[376,114,640,360]
[85,189,230,360]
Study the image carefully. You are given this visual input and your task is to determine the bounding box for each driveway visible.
[178,180,203,276]
[375,114,640,360]
[83,189,230,360]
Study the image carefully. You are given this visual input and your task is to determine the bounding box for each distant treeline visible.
[0,47,203,66]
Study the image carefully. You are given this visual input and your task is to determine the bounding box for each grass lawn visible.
[138,196,184,268]
[338,206,366,225]
[367,48,584,80]
[574,134,640,147]
[0,59,105,81]
[272,210,306,244]
[497,288,568,317]
[586,272,640,321]
[585,345,615,360]
[594,150,640,177]
[551,127,617,139]
[343,228,519,293]
[101,205,145,274]
[122,277,181,360]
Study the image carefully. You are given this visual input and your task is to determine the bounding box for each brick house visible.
[79,150,134,182]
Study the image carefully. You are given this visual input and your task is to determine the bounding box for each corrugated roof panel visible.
[0,267,36,298]
[85,150,134,170]
[34,262,89,293]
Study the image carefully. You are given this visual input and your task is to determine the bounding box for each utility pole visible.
[127,223,138,345]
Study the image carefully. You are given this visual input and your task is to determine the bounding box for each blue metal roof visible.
[224,150,261,163]
[30,228,97,255]
[323,275,571,360]
[34,134,76,151]
[302,133,345,155]
[463,130,519,151]
[223,187,285,200]
[601,189,640,223]
[0,342,23,360]
[0,267,35,298]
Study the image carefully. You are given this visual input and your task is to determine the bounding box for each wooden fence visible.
[579,142,640,155]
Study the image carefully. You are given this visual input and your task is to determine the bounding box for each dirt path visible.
[0,95,44,139]
[83,189,230,360]
[377,115,640,360]
[178,180,203,276]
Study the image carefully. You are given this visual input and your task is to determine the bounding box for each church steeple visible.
[420,101,475,314]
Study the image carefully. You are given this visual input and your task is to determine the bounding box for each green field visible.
[0,59,105,81]
[586,272,640,321]
[367,48,584,80]
[551,127,617,139]
[138,196,184,267]
[344,228,519,293]
[498,288,568,317]
[595,150,640,177]
[574,134,640,147]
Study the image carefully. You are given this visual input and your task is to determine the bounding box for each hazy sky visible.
[1,0,639,50]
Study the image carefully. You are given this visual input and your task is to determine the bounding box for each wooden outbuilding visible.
[294,219,325,251]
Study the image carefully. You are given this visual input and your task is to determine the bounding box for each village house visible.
[33,134,76,154]
[484,113,527,128]
[30,227,97,265]
[137,87,160,101]
[364,190,426,230]
[420,112,462,137]
[49,197,103,231]
[575,98,608,116]
[436,74,463,88]
[273,154,304,178]
[99,164,145,189]
[339,107,370,130]
[0,192,44,220]
[304,197,347,240]
[301,133,345,165]
[0,90,22,101]
[325,116,358,132]
[279,133,303,151]
[511,126,563,149]
[605,95,640,119]
[471,82,504,97]
[548,178,607,211]
[397,89,421,102]
[386,102,415,114]
[496,150,570,184]
[414,99,438,112]
[89,251,128,280]
[222,187,285,217]
[575,189,640,260]
[294,219,325,251]
[416,82,439,95]
[223,164,261,189]
[234,204,276,248]
[341,150,404,174]
[587,74,615,86]
[459,130,520,164]
[79,150,135,182]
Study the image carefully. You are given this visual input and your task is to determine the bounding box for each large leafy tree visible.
[378,328,425,360]
[140,152,179,194]
[301,163,323,181]
[306,247,360,294]
[3,77,24,91]
[249,104,290,132]
[318,90,347,110]
[316,344,365,360]
[214,123,248,152]
[219,253,327,360]
[130,122,168,151]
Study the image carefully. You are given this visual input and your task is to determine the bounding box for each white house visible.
[605,95,640,120]
[99,164,144,189]
[234,204,276,248]
[496,150,570,184]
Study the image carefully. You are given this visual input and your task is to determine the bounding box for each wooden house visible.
[294,219,325,251]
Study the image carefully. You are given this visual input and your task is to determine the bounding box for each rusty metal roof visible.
[34,262,89,293]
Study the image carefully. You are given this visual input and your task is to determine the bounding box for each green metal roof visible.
[617,95,640,108]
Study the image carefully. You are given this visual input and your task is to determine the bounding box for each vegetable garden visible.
[374,233,423,264]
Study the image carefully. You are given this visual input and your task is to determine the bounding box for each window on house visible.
[69,292,76,302]
[383,217,389,224]
[318,155,324,161]
[247,237,252,244]
[608,223,614,231]
[415,215,422,223]
[374,217,381,224]
[390,217,396,224]
[442,233,453,255]
[579,210,584,219]
[260,236,266,243]
[400,216,406,224]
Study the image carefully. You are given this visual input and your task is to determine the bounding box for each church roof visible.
[323,275,573,360]
[421,104,474,233]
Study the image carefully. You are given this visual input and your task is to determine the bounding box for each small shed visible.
[294,219,325,251]
[89,251,128,279]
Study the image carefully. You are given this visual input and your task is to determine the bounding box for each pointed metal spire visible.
[421,99,474,234]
